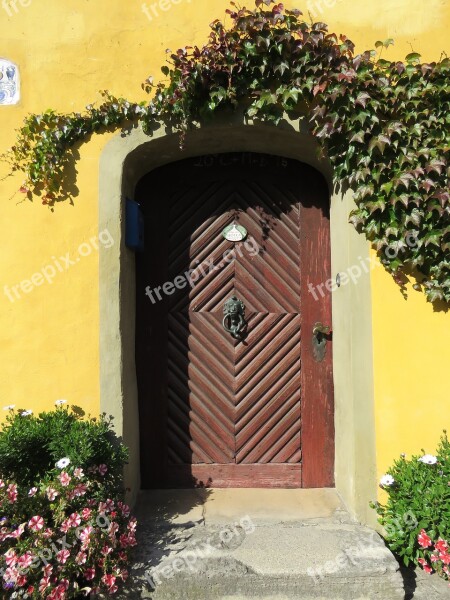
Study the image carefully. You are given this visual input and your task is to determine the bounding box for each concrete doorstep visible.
[117,489,430,600]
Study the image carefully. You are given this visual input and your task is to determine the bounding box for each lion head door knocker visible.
[223,296,247,339]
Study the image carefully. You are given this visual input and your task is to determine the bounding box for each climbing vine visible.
[1,0,449,302]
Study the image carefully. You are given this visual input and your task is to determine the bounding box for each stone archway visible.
[98,113,378,526]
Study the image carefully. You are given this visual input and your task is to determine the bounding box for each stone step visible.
[121,490,405,600]
[126,525,403,599]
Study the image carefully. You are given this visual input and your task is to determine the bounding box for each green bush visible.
[0,407,128,495]
[371,431,450,567]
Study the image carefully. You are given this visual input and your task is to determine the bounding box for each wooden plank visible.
[299,170,335,488]
[165,464,302,489]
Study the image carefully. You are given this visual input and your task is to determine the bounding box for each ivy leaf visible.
[426,287,444,302]
[424,232,442,248]
[282,88,300,104]
[405,52,422,64]
[349,132,365,144]
[355,92,371,108]
[369,137,387,155]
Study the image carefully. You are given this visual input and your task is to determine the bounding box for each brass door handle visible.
[313,322,331,336]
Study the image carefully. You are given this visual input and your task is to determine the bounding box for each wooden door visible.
[136,153,334,489]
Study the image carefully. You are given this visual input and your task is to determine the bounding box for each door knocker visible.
[223,296,247,339]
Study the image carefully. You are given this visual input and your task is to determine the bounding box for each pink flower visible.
[10,523,25,539]
[436,538,449,553]
[43,564,53,577]
[17,552,34,569]
[417,557,428,569]
[75,551,87,565]
[74,483,87,496]
[16,573,27,587]
[98,464,108,476]
[81,508,92,520]
[42,528,53,539]
[56,549,70,564]
[60,520,70,533]
[28,487,38,497]
[109,522,119,538]
[0,479,4,488]
[38,575,53,594]
[68,512,81,528]
[47,580,69,600]
[119,533,137,548]
[59,471,71,487]
[46,487,59,501]
[74,467,84,479]
[102,573,117,593]
[7,483,18,503]
[28,515,44,532]
[423,564,433,574]
[99,499,115,513]
[118,502,130,517]
[4,566,19,583]
[439,551,450,565]
[418,529,432,549]
[101,545,113,555]
[85,567,96,580]
[128,517,137,532]
[80,525,94,544]
[431,553,439,562]
[4,549,17,567]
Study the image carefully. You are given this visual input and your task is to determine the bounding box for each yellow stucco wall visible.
[0,0,449,495]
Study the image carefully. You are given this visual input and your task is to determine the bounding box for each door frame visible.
[98,113,378,526]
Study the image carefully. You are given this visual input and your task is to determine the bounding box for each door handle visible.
[313,322,331,336]
[312,322,331,362]
[223,296,247,339]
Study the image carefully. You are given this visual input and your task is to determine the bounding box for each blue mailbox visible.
[125,198,145,252]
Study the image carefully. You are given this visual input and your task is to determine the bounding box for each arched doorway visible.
[134,152,334,489]
[98,117,377,524]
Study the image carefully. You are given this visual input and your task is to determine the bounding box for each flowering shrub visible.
[416,529,450,583]
[0,460,136,597]
[0,405,136,597]
[371,431,450,578]
[0,405,128,494]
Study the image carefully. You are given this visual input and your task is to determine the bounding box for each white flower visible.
[28,487,38,497]
[3,405,15,411]
[20,410,33,417]
[418,454,437,465]
[380,474,395,487]
[56,457,71,469]
[54,399,67,406]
